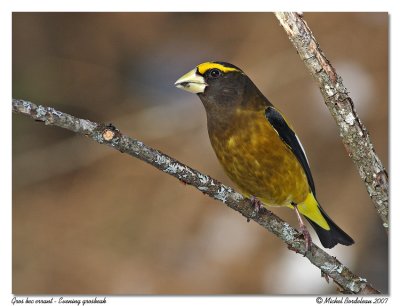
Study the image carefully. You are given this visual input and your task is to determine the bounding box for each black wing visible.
[265,106,315,195]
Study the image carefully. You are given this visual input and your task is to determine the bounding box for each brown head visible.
[175,61,271,128]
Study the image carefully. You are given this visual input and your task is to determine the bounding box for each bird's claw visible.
[250,196,263,216]
[299,223,312,253]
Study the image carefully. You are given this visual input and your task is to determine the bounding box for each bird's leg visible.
[292,203,312,252]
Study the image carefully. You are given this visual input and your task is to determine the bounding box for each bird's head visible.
[175,61,267,114]
[175,61,243,93]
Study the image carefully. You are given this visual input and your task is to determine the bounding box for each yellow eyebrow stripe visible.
[197,62,240,75]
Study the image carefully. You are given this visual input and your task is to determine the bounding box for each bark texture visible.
[274,12,388,231]
[13,98,380,294]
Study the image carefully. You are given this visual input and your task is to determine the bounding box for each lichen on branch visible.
[274,12,388,232]
[12,98,379,294]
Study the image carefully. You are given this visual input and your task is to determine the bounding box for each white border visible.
[2,1,398,305]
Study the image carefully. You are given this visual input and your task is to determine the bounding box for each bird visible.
[174,61,354,249]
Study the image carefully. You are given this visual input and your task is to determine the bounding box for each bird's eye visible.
[209,68,222,78]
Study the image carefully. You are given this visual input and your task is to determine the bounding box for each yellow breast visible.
[209,109,310,207]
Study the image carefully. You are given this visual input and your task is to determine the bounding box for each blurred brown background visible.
[12,12,388,294]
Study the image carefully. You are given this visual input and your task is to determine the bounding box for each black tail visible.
[305,206,354,249]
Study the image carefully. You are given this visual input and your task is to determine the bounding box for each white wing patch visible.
[295,134,309,165]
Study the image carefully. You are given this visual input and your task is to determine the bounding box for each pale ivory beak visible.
[174,68,207,94]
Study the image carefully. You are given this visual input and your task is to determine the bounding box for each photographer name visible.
[323,297,388,304]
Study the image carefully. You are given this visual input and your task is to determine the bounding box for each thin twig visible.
[12,98,379,294]
[274,12,388,232]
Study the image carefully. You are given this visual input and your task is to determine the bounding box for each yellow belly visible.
[209,109,310,207]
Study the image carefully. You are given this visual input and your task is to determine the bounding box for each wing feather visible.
[265,106,316,195]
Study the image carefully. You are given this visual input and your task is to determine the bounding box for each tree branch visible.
[274,12,388,232]
[12,98,379,294]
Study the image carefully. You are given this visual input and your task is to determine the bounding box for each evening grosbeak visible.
[175,61,354,249]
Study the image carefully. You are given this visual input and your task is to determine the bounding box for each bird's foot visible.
[299,222,313,253]
[247,196,263,222]
[292,203,313,254]
[251,196,263,214]
[287,244,301,254]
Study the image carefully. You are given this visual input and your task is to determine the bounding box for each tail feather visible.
[305,205,354,249]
